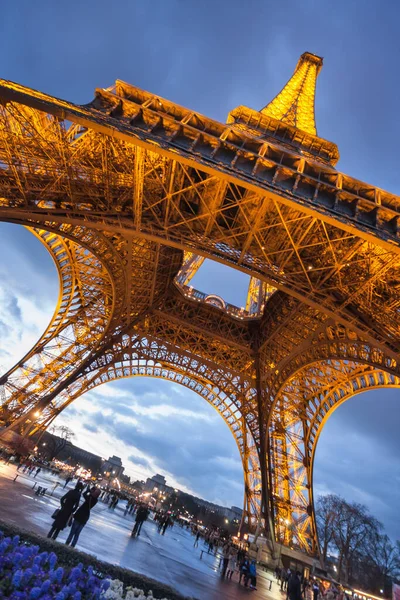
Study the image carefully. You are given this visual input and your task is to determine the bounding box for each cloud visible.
[128,455,152,470]
[83,423,98,434]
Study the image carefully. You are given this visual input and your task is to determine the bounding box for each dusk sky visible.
[0,0,400,540]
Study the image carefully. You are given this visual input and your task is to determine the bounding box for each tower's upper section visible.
[261,52,322,136]
[227,51,339,165]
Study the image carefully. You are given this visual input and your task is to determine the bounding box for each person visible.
[221,543,230,577]
[281,568,287,590]
[326,587,335,600]
[302,577,309,597]
[65,486,100,547]
[239,557,250,585]
[248,560,257,589]
[226,548,237,579]
[64,475,72,488]
[194,530,201,548]
[131,504,149,537]
[161,515,170,535]
[34,467,41,478]
[47,481,83,540]
[312,582,320,600]
[287,570,302,600]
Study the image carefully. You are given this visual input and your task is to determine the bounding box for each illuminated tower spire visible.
[261,52,323,136]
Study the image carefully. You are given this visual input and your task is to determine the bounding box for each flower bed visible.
[0,531,109,599]
[0,520,191,600]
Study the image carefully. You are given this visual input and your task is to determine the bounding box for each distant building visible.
[37,431,103,474]
[144,474,175,495]
[102,455,124,479]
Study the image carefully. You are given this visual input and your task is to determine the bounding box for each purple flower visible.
[29,588,41,599]
[12,569,23,587]
[68,566,82,582]
[55,594,66,600]
[22,569,33,585]
[101,580,111,591]
[48,553,57,570]
[40,580,51,594]
[73,593,81,600]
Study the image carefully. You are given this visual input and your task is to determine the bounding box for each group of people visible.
[47,481,101,547]
[275,567,349,600]
[221,542,257,589]
[16,460,41,478]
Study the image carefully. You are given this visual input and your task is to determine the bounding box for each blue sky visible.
[0,0,400,538]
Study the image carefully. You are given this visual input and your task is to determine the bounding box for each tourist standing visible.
[64,475,73,488]
[161,515,170,535]
[194,530,201,547]
[221,543,230,577]
[131,504,149,537]
[288,571,302,600]
[47,481,83,540]
[226,548,237,579]
[239,557,250,585]
[313,582,320,600]
[248,560,257,589]
[65,486,100,547]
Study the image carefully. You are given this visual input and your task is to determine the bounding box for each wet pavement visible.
[0,462,283,599]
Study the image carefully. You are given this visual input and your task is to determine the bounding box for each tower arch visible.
[268,357,400,556]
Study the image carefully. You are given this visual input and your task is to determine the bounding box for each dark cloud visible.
[128,455,152,470]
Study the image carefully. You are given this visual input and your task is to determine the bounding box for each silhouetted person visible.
[161,515,170,535]
[131,504,149,536]
[288,571,303,600]
[47,481,83,540]
[65,486,100,547]
[64,475,73,488]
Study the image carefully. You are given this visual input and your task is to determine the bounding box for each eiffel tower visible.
[0,51,399,560]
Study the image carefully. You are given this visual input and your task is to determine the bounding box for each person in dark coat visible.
[47,481,83,540]
[131,504,149,536]
[65,486,100,547]
[288,571,303,600]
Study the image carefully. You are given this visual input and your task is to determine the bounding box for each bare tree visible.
[335,500,381,583]
[316,494,340,562]
[48,425,75,460]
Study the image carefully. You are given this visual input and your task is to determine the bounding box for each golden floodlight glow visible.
[0,51,399,561]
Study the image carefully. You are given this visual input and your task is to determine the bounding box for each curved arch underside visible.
[269,360,400,554]
[0,77,400,559]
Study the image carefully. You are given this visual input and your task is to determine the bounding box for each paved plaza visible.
[0,462,282,600]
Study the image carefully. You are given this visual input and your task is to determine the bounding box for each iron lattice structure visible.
[0,51,400,557]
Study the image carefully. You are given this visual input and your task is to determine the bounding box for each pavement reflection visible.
[0,463,281,600]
